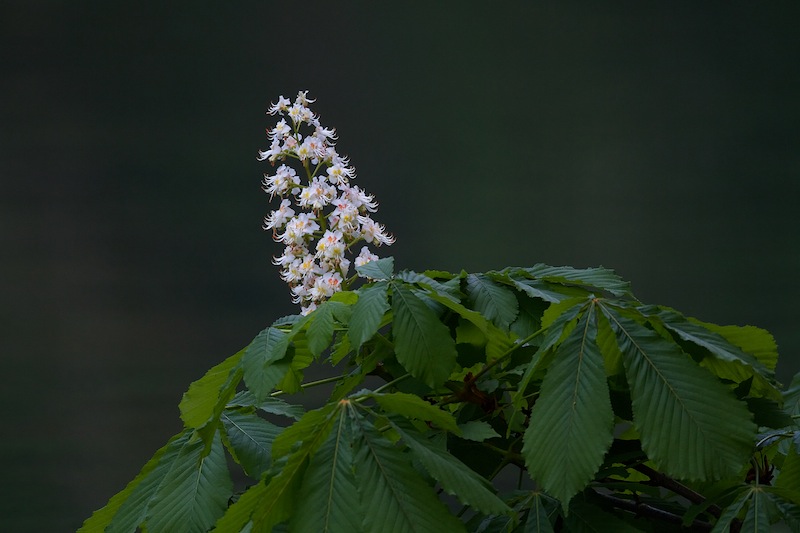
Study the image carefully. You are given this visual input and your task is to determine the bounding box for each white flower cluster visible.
[258,91,394,315]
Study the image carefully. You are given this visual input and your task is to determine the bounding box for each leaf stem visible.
[269,373,346,397]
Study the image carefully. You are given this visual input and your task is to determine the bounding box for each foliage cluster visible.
[81,258,800,532]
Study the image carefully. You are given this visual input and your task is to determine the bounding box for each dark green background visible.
[2,3,799,530]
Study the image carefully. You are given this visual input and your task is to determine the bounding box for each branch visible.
[592,491,713,532]
[632,464,723,518]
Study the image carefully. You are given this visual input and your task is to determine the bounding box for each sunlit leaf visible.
[179,348,245,429]
[392,284,458,388]
[523,306,614,508]
[605,307,756,480]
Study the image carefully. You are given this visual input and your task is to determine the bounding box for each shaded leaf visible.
[564,499,640,532]
[371,391,460,433]
[242,327,290,402]
[523,306,614,508]
[392,284,458,388]
[352,416,466,532]
[147,431,232,533]
[77,431,187,532]
[349,281,390,350]
[222,408,283,479]
[227,391,304,420]
[466,273,519,329]
[356,256,394,280]
[458,420,501,442]
[742,488,770,533]
[391,419,511,516]
[524,493,555,533]
[292,408,363,533]
[605,307,756,480]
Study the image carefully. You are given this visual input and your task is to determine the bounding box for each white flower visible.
[267,95,291,115]
[355,246,379,267]
[278,213,320,244]
[263,199,295,230]
[358,215,394,246]
[260,91,394,311]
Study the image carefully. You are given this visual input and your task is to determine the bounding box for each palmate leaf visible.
[221,408,283,479]
[465,273,519,329]
[277,330,314,394]
[522,305,614,508]
[227,391,304,420]
[390,419,511,516]
[524,493,555,533]
[146,431,232,533]
[351,416,466,532]
[392,284,458,388]
[77,431,188,532]
[349,281,390,351]
[179,348,245,429]
[242,327,291,401]
[216,404,340,532]
[604,307,756,480]
[292,407,364,532]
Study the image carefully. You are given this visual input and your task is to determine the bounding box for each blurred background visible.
[2,2,799,530]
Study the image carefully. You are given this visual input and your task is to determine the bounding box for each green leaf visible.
[524,493,555,533]
[711,488,751,533]
[776,443,800,493]
[277,331,314,394]
[349,281,390,350]
[523,306,614,508]
[356,256,394,280]
[217,404,340,532]
[227,391,304,420]
[458,420,501,442]
[292,408,364,532]
[522,264,632,297]
[508,277,580,303]
[180,348,245,429]
[466,273,519,329]
[306,301,338,357]
[742,487,771,533]
[563,498,641,532]
[100,430,197,533]
[351,416,466,532]
[77,431,185,532]
[272,403,338,460]
[146,431,232,533]
[692,320,779,372]
[397,270,462,302]
[221,408,283,479]
[605,307,756,480]
[242,327,291,402]
[392,284,458,388]
[391,420,511,516]
[653,309,780,400]
[370,391,460,433]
